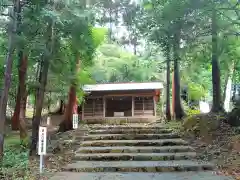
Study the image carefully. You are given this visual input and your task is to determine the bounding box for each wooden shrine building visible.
[81,82,163,123]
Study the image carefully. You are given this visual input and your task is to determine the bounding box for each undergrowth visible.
[1,135,30,180]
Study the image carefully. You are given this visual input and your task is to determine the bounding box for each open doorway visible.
[105,96,132,117]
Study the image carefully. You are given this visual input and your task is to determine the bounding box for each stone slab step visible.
[73,152,197,161]
[88,125,165,130]
[81,133,180,140]
[62,160,215,172]
[80,139,188,147]
[50,172,234,180]
[76,146,195,154]
[88,129,172,134]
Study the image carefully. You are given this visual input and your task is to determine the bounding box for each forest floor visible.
[2,114,84,180]
[166,114,240,180]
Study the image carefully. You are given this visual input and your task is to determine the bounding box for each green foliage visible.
[2,136,29,179]
[3,146,28,169]
[91,27,108,48]
[90,43,163,83]
[186,109,201,116]
[188,83,207,101]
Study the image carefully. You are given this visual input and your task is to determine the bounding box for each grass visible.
[2,134,30,180]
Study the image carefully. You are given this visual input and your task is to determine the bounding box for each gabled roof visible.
[83,82,163,92]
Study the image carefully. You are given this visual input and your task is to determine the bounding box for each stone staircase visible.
[50,124,234,180]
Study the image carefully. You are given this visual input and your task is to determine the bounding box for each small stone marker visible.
[38,126,47,174]
[73,114,79,129]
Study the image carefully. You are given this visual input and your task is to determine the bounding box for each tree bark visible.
[172,69,175,118]
[173,25,185,119]
[165,39,171,120]
[30,56,50,155]
[211,8,224,112]
[58,86,77,132]
[57,100,64,114]
[11,53,28,135]
[222,70,229,102]
[11,88,21,130]
[30,21,53,155]
[0,0,20,161]
[58,59,80,132]
[18,53,28,146]
[224,63,235,112]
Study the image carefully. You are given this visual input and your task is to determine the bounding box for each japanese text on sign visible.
[38,126,47,155]
[72,114,78,129]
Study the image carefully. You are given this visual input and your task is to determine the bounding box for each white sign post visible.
[38,126,47,174]
[72,114,78,129]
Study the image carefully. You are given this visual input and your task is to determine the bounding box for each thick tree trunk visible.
[58,59,80,132]
[173,26,185,120]
[224,63,235,112]
[30,22,53,155]
[30,56,50,155]
[19,92,28,145]
[172,70,175,118]
[222,70,229,102]
[0,0,19,160]
[211,9,223,112]
[18,53,28,146]
[11,53,28,134]
[57,100,64,114]
[58,86,77,132]
[165,40,171,120]
[11,88,21,130]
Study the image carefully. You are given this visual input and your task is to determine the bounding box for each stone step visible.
[88,125,165,130]
[80,139,188,147]
[76,146,195,154]
[80,133,180,141]
[88,128,173,134]
[50,172,234,180]
[62,160,215,172]
[73,152,197,161]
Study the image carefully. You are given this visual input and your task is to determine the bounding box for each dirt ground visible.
[178,114,240,180]
[3,114,84,180]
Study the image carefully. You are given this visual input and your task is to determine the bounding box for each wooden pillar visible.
[132,96,134,117]
[103,97,106,118]
[153,96,157,116]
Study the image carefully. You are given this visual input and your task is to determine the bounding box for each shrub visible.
[186,109,201,116]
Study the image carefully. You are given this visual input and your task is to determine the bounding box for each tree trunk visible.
[18,53,28,146]
[211,8,223,112]
[0,0,20,161]
[30,21,53,155]
[165,39,171,120]
[224,63,235,112]
[222,70,229,102]
[58,59,80,132]
[232,63,237,102]
[173,26,185,119]
[57,100,64,114]
[172,70,175,118]
[11,88,21,130]
[58,86,77,132]
[30,56,50,155]
[11,53,28,135]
